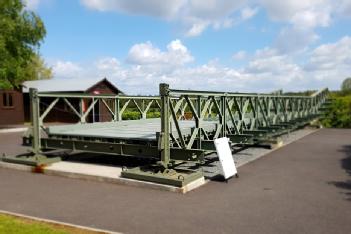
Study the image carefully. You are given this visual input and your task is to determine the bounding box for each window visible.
[2,93,14,108]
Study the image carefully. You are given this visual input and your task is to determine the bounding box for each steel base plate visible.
[1,154,61,166]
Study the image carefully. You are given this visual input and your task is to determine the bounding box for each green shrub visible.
[321,92,351,128]
[147,112,160,118]
[122,111,141,120]
[122,111,160,120]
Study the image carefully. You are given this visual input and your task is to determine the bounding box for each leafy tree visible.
[321,91,351,128]
[24,54,52,81]
[0,0,51,89]
[341,77,351,92]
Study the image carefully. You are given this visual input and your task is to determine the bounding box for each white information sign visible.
[214,137,237,179]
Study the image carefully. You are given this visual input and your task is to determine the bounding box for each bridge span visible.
[2,83,329,187]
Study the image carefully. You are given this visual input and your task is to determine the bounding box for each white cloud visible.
[305,36,351,83]
[232,50,247,60]
[243,36,351,89]
[257,0,335,53]
[81,0,251,36]
[240,7,258,20]
[291,8,331,29]
[126,39,193,66]
[259,0,328,22]
[51,37,351,94]
[96,57,120,70]
[185,22,210,37]
[79,0,347,42]
[185,0,246,20]
[24,0,41,10]
[245,49,304,85]
[95,57,127,77]
[80,0,185,19]
[52,61,83,79]
[127,42,163,65]
[275,26,319,53]
[339,0,351,16]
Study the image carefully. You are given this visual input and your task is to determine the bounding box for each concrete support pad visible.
[0,161,206,194]
[45,162,206,193]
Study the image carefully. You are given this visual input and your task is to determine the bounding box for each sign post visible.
[214,137,238,180]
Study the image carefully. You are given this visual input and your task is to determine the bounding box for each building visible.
[0,78,123,126]
[0,88,24,125]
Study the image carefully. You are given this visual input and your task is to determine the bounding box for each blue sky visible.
[25,0,351,94]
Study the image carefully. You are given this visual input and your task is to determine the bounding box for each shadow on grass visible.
[328,145,351,201]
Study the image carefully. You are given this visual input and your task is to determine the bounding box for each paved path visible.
[0,129,351,234]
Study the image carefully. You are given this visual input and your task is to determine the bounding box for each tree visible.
[0,0,51,89]
[24,54,52,81]
[341,77,351,92]
[321,93,351,128]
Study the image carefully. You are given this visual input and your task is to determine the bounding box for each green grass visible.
[0,214,69,234]
[0,214,102,234]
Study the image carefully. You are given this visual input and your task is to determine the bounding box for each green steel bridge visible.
[3,83,329,187]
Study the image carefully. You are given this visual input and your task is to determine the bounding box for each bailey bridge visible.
[2,83,329,187]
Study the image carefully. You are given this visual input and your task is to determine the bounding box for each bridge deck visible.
[46,118,219,141]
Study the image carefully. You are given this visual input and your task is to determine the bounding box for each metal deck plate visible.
[46,118,220,141]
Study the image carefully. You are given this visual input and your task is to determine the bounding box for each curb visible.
[0,127,28,134]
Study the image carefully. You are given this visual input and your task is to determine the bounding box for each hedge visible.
[321,91,351,128]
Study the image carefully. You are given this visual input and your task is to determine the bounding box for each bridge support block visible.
[121,166,204,187]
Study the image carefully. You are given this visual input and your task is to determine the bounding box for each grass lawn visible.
[0,213,103,234]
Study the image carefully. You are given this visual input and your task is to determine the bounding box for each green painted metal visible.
[41,138,204,162]
[121,166,203,187]
[31,88,41,154]
[9,83,328,186]
[2,154,60,166]
[159,83,171,168]
[5,88,61,166]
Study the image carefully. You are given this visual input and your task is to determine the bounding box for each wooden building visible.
[0,78,123,126]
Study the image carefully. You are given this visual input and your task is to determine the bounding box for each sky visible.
[24,0,351,94]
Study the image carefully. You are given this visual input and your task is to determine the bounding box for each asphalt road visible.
[0,129,351,234]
